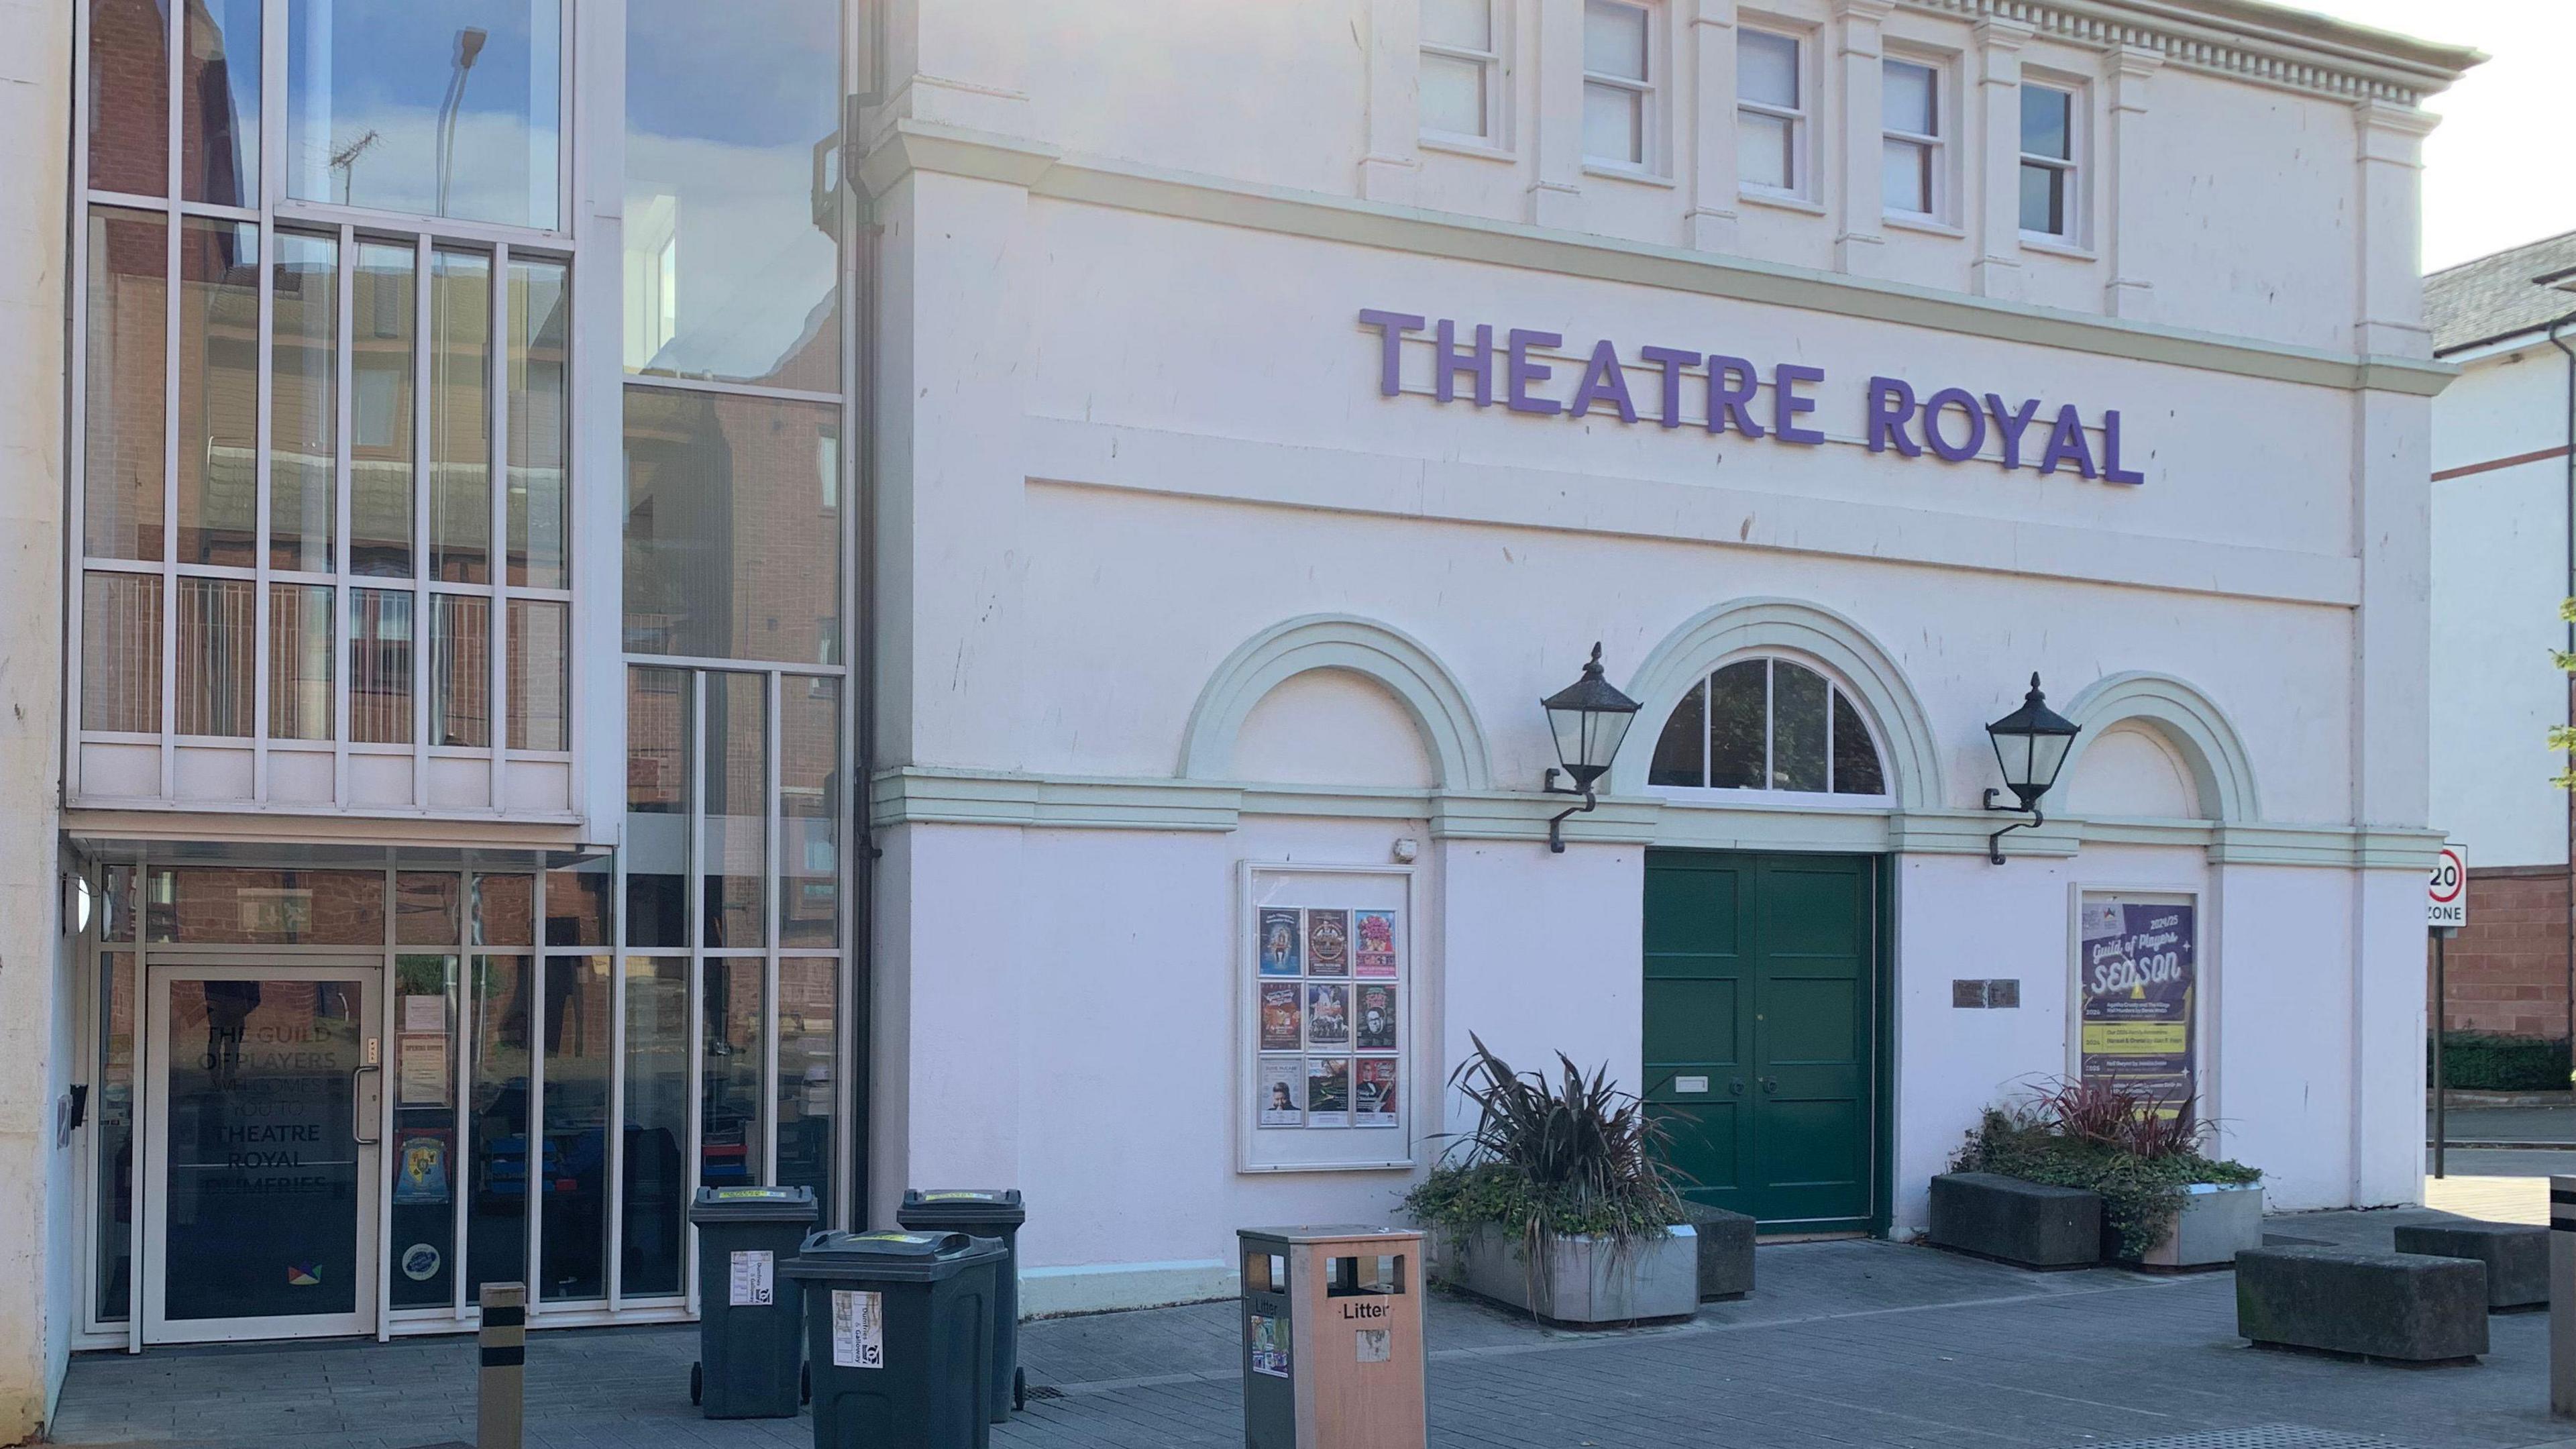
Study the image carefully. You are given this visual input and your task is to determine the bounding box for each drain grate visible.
[1022,1383,1067,1401]
[2088,1427,2414,1449]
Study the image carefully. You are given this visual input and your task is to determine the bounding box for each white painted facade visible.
[2428,336,2571,867]
[0,0,2477,1428]
[861,0,2461,1313]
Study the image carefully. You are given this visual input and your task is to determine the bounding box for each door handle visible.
[1761,1077,1779,1094]
[1729,1077,1746,1097]
[351,1065,382,1144]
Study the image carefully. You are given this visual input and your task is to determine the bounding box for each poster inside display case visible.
[2074,890,2198,1120]
[1239,863,1414,1171]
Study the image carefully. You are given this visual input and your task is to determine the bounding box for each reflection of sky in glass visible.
[186,0,263,206]
[623,0,839,387]
[285,0,559,229]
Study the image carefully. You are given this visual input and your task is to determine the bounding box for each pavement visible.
[47,1186,2576,1449]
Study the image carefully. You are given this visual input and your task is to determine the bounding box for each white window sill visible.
[1420,134,1517,164]
[1884,212,1964,239]
[2019,232,2096,260]
[1739,186,1825,217]
[1583,161,1675,188]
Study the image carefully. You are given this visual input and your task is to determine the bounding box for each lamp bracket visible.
[1982,790,2043,865]
[1543,771,1597,853]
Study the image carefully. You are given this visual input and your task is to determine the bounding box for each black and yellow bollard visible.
[478,1282,527,1449]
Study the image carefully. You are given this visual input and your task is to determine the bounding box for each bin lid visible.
[688,1185,820,1224]
[786,1230,1006,1284]
[897,1187,1026,1231]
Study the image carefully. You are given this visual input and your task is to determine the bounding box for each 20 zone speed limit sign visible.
[2427,843,2467,930]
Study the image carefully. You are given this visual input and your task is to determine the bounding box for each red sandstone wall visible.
[2432,866,2573,1038]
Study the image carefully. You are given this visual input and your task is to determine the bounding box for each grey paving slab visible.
[51,1234,2576,1449]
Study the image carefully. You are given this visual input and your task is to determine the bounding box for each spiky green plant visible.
[1403,1034,1685,1311]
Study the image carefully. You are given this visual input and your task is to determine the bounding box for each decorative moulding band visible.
[859,121,2453,399]
[1898,0,2476,107]
[867,767,2447,868]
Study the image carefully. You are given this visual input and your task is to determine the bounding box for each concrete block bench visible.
[2236,1246,2488,1363]
[1927,1173,2102,1270]
[2393,1222,2548,1309]
[1681,1203,1755,1300]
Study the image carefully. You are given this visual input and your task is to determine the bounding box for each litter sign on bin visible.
[831,1289,885,1369]
[729,1250,773,1307]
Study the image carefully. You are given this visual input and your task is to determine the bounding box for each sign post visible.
[2554,1173,2576,1416]
[2428,843,2468,1181]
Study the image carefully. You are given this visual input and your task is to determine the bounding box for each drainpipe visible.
[2544,313,2576,1058]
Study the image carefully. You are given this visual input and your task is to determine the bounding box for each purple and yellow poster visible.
[2078,897,2196,1116]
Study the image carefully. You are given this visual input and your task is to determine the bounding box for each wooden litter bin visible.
[1238,1226,1427,1449]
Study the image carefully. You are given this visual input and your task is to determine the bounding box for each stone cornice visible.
[1898,0,2479,107]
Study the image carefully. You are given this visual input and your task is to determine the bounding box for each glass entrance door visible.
[142,963,382,1343]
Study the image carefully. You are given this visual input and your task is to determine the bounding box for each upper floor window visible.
[284,0,566,231]
[2019,81,2079,240]
[1736,28,1803,195]
[1582,0,1655,169]
[1882,58,1941,219]
[74,0,573,813]
[1647,657,1887,798]
[1419,0,1503,144]
[624,0,841,389]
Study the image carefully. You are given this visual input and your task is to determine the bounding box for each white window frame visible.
[1735,24,1810,201]
[1643,655,1894,807]
[1880,53,1946,223]
[1581,0,1662,174]
[2018,76,2085,246]
[1418,0,1509,148]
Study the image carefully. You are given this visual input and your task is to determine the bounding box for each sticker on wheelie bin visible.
[921,1191,1000,1202]
[851,1232,935,1246]
[728,1249,773,1307]
[831,1289,885,1369]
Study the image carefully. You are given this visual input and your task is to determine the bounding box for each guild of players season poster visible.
[2078,896,2196,1117]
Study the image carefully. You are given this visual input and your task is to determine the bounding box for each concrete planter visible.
[1432,1222,1699,1326]
[1927,1172,2102,1269]
[1679,1203,1756,1301]
[2129,1181,2265,1269]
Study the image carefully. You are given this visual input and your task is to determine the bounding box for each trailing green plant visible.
[1401,1034,1684,1251]
[2428,1032,2571,1093]
[1951,1078,2259,1260]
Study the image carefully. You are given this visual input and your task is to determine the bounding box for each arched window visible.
[1646,657,1886,796]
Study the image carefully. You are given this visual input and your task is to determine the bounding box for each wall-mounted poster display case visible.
[2070,889,2200,1121]
[1238,863,1414,1172]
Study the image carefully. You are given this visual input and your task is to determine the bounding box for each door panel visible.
[1643,856,1752,1210]
[1645,851,1878,1230]
[146,965,381,1343]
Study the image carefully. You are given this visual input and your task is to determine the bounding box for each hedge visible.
[2428,1032,2572,1092]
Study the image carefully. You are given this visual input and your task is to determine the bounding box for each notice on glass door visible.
[729,1249,773,1307]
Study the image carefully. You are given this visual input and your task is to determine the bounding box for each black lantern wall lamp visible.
[1982,673,2081,865]
[1540,643,1642,853]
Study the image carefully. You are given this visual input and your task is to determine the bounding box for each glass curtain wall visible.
[73,0,571,806]
[83,860,797,1330]
[619,0,855,1232]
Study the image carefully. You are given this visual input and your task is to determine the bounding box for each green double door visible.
[1642,851,1880,1233]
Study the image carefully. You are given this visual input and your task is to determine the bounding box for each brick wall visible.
[2432,865,2573,1038]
